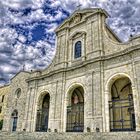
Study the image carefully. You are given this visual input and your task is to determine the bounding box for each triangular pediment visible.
[55,8,108,32]
[11,71,30,81]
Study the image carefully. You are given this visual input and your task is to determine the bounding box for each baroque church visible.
[0,8,140,134]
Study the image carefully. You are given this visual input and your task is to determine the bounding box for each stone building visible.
[0,85,10,129]
[2,8,140,133]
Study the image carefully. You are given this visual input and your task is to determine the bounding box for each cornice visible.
[105,24,122,42]
[0,84,10,89]
[26,45,140,82]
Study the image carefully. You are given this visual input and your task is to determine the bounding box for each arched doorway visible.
[36,93,50,132]
[66,86,84,132]
[109,77,136,131]
[11,110,18,131]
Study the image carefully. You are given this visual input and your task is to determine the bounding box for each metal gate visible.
[66,103,84,132]
[109,96,136,131]
[36,109,49,132]
[12,117,18,131]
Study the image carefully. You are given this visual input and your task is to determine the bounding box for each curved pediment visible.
[69,31,86,40]
[55,8,108,32]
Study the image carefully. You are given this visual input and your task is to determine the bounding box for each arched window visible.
[109,77,136,131]
[66,86,84,132]
[36,93,50,132]
[11,110,18,131]
[15,88,21,99]
[74,41,82,59]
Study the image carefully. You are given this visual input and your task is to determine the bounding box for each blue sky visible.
[0,0,140,85]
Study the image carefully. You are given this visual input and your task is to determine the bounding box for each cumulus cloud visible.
[0,0,59,85]
[0,0,140,85]
[2,0,33,9]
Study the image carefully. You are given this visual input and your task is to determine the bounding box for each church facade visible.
[1,8,140,133]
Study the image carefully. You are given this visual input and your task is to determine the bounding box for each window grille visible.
[36,94,50,132]
[66,103,84,132]
[74,41,82,59]
[109,97,136,131]
[11,110,18,131]
[66,88,84,132]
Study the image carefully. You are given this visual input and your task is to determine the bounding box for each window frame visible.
[74,41,82,59]
[15,88,21,99]
[1,95,4,102]
[69,31,86,65]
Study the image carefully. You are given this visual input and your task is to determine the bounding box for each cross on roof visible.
[22,64,25,71]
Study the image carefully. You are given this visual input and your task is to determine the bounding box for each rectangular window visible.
[2,95,4,102]
[74,41,82,59]
[0,106,2,113]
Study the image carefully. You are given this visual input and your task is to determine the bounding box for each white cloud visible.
[1,0,33,9]
[0,0,140,85]
[32,0,45,8]
[99,0,107,2]
[46,23,57,33]
[50,1,61,7]
[1,65,16,73]
[18,35,26,43]
[29,9,46,21]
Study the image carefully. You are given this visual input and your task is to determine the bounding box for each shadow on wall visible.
[0,120,3,130]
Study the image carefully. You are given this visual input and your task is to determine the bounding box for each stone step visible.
[0,131,139,140]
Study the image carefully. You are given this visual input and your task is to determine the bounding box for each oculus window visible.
[74,41,82,59]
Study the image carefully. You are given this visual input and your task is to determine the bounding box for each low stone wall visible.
[0,132,139,140]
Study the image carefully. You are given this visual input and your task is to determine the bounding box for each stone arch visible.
[104,73,137,132]
[65,83,84,132]
[35,90,50,132]
[36,90,51,110]
[15,88,21,98]
[106,73,133,88]
[66,83,85,99]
